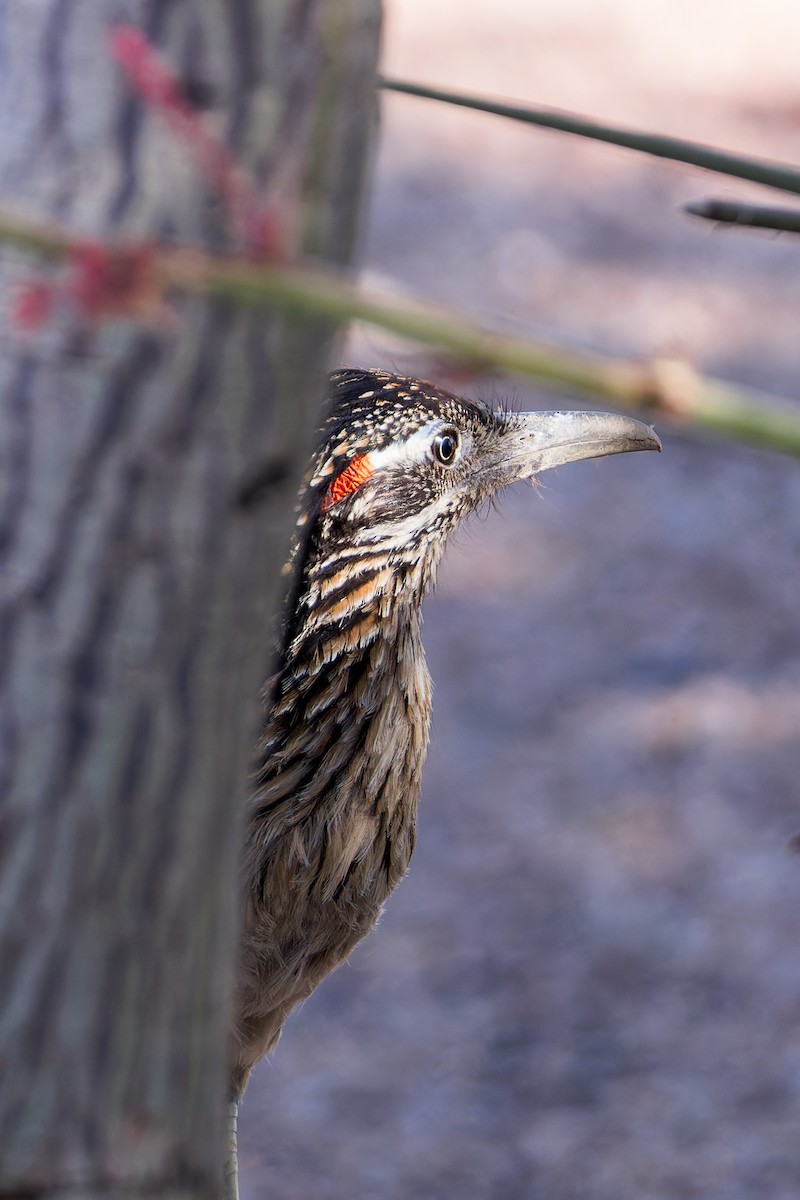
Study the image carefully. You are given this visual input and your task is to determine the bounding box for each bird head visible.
[293,369,660,571]
[273,368,660,700]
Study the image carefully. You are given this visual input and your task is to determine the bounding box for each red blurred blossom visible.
[68,242,157,316]
[10,281,56,332]
[10,241,173,332]
[71,240,177,325]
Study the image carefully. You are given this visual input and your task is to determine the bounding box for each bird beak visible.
[507,410,661,480]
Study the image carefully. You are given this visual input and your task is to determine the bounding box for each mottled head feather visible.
[280,368,502,651]
[321,368,494,455]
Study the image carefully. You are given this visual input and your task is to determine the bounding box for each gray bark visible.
[0,2,382,1197]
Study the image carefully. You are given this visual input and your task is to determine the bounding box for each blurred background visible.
[240,3,800,1197]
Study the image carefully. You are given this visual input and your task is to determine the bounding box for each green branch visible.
[2,211,800,459]
[379,77,800,197]
[186,263,800,457]
[0,209,69,258]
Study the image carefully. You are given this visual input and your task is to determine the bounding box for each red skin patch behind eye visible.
[321,453,374,512]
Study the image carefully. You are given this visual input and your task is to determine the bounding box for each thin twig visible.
[685,198,800,234]
[2,211,800,459]
[379,78,800,198]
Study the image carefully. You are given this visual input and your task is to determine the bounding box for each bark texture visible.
[0,2,382,1197]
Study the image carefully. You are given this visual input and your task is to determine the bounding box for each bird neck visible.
[287,537,434,670]
[249,539,437,892]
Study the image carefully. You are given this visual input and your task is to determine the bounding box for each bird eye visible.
[433,429,460,466]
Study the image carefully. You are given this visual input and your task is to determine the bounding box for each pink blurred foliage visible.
[109,26,283,259]
[11,25,283,332]
[11,241,169,333]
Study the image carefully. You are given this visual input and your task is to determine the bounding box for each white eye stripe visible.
[368,422,466,471]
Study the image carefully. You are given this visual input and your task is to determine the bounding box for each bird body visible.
[233,591,430,1093]
[228,368,660,1147]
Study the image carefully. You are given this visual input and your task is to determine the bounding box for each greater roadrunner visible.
[226,367,660,1194]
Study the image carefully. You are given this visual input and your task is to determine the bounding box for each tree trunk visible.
[0,3,381,1198]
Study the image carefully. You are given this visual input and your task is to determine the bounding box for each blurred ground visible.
[240,3,800,1197]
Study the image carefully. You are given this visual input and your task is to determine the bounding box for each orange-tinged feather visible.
[321,454,374,511]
